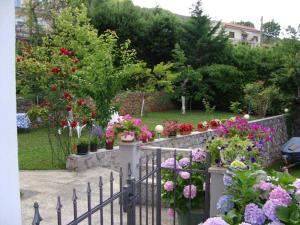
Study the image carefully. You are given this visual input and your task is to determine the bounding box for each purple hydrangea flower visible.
[217,195,234,214]
[167,208,174,218]
[292,179,300,189]
[192,148,206,162]
[179,171,191,180]
[223,174,233,187]
[263,199,286,222]
[200,217,229,225]
[244,203,266,225]
[255,181,275,191]
[179,157,190,167]
[269,186,292,205]
[183,185,197,199]
[161,158,182,169]
[163,181,174,192]
[266,222,285,225]
[239,223,252,225]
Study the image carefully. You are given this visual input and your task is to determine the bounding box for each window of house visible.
[229,32,235,38]
[241,33,248,40]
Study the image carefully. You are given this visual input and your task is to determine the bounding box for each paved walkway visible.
[20,168,171,225]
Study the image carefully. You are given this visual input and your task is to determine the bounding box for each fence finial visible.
[99,176,103,188]
[72,188,78,202]
[32,202,42,225]
[128,163,132,178]
[110,171,114,182]
[56,196,63,211]
[87,182,92,193]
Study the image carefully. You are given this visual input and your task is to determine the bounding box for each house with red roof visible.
[222,22,262,47]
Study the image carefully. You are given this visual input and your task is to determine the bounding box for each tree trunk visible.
[140,92,145,117]
[181,96,186,114]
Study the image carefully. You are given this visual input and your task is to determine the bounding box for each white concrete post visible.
[0,1,22,225]
[208,167,227,217]
[118,143,141,179]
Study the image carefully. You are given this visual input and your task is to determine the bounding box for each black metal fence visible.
[31,148,211,225]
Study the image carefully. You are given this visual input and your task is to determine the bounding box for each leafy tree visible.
[180,0,228,67]
[237,21,255,28]
[285,25,300,39]
[263,20,281,42]
[23,5,135,127]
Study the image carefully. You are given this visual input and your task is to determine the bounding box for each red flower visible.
[51,85,57,92]
[73,59,78,64]
[77,99,85,106]
[66,105,72,111]
[71,121,77,128]
[81,119,88,125]
[16,58,21,62]
[38,100,50,108]
[91,112,96,118]
[63,92,72,102]
[71,67,76,73]
[61,120,67,127]
[59,48,71,56]
[51,67,61,73]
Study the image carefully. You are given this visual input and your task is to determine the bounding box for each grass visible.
[18,128,65,170]
[18,110,234,170]
[138,110,235,130]
[270,160,300,178]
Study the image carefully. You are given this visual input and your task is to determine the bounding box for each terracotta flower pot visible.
[106,141,114,150]
[198,127,208,132]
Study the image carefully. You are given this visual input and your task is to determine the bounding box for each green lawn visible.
[18,110,234,170]
[18,128,65,170]
[138,110,235,129]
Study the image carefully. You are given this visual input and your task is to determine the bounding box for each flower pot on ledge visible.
[177,209,205,225]
[77,144,89,155]
[105,141,114,150]
[198,128,208,132]
[120,134,135,143]
[179,130,192,135]
[90,144,97,152]
[168,131,177,138]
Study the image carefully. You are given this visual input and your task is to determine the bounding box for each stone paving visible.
[20,168,173,225]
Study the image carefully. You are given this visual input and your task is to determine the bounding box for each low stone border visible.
[66,115,288,172]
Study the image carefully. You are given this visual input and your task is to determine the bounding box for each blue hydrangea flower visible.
[217,195,234,214]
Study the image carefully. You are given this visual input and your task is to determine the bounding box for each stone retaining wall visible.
[66,115,288,171]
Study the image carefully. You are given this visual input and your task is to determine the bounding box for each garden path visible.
[20,168,171,225]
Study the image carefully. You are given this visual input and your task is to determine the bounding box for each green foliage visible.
[180,1,229,67]
[78,136,90,145]
[236,21,255,28]
[27,105,48,122]
[244,81,279,117]
[263,20,281,42]
[202,99,215,114]
[36,5,134,127]
[276,202,300,225]
[229,101,243,115]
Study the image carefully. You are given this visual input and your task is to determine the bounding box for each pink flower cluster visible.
[183,185,197,199]
[164,181,174,192]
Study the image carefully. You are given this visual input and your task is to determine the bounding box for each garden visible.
[16,0,300,224]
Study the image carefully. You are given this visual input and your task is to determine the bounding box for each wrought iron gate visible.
[32,148,211,225]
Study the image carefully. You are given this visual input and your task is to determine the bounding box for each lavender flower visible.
[263,199,286,222]
[269,186,292,205]
[239,223,252,225]
[266,222,285,225]
[163,181,174,192]
[161,158,182,169]
[179,157,190,167]
[91,125,102,137]
[292,179,300,189]
[244,203,266,225]
[179,171,191,180]
[200,217,229,225]
[183,185,197,199]
[167,208,174,218]
[192,148,206,162]
[223,174,233,187]
[217,195,234,214]
[255,181,274,191]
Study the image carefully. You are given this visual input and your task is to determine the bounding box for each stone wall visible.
[66,115,288,171]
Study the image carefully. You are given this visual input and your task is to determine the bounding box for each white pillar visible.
[118,143,141,179]
[0,1,22,225]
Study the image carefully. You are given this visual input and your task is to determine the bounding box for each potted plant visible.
[77,137,89,155]
[105,125,115,150]
[138,125,153,143]
[179,123,193,135]
[197,121,208,132]
[90,126,102,152]
[162,121,178,137]
[209,119,222,129]
[120,131,135,143]
[161,149,207,225]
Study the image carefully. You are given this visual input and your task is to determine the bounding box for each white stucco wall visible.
[225,27,261,47]
[0,0,22,225]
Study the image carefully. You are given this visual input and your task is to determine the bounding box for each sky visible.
[132,0,300,33]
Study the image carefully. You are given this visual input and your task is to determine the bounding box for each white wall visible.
[0,0,22,225]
